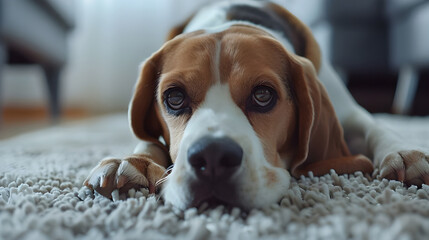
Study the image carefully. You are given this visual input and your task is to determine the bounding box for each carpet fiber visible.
[1,114,429,239]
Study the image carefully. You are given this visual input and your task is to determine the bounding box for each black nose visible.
[187,136,243,181]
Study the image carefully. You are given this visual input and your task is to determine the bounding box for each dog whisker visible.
[155,165,174,187]
[166,164,174,171]
[155,176,169,187]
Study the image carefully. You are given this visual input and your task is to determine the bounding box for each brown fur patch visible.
[264,167,278,187]
[125,156,151,174]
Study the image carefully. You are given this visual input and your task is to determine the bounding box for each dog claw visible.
[148,182,156,194]
[117,175,128,188]
[397,168,405,182]
[83,179,91,188]
[100,176,108,188]
[424,175,429,186]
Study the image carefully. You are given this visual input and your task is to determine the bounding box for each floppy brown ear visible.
[286,57,373,177]
[129,50,169,153]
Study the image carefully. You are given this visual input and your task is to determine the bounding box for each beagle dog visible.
[84,1,429,210]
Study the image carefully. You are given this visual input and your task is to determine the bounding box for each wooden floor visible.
[0,106,90,140]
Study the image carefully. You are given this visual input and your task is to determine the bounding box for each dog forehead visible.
[161,25,288,71]
[161,34,217,72]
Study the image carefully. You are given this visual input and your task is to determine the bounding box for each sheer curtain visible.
[63,0,209,112]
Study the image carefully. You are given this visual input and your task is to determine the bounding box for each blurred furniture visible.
[309,0,429,115]
[387,0,429,114]
[322,0,389,73]
[0,0,74,121]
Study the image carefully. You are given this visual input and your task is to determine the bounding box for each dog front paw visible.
[380,150,429,186]
[83,156,166,199]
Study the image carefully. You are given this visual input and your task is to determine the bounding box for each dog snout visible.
[187,136,243,181]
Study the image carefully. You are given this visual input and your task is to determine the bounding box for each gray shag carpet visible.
[1,114,429,240]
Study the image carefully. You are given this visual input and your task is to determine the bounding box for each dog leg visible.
[84,142,169,198]
[343,107,429,186]
[319,60,429,186]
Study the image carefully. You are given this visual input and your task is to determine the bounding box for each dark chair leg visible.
[43,66,61,121]
[0,42,6,126]
[392,65,419,115]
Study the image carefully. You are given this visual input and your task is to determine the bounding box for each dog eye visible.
[247,85,277,113]
[163,87,191,116]
[253,87,273,107]
[167,90,185,110]
[166,89,185,109]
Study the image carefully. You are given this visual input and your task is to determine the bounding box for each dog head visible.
[127,21,343,210]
